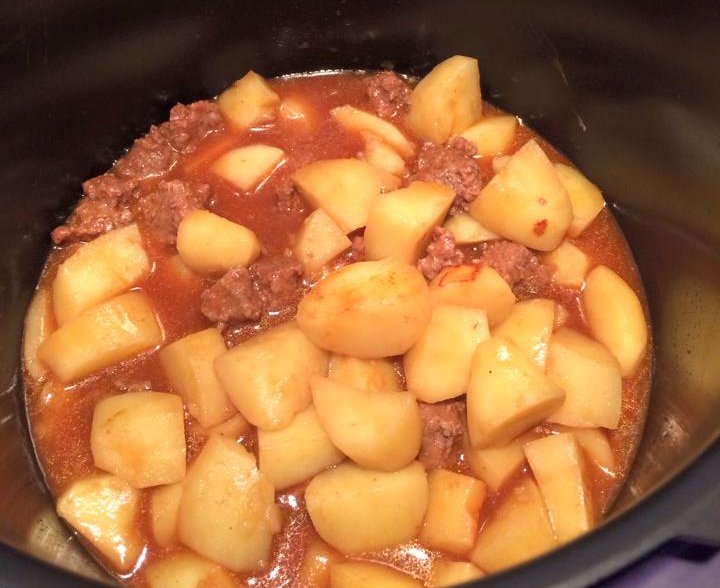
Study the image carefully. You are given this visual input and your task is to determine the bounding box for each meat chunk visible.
[274,180,306,215]
[249,252,303,312]
[418,400,466,470]
[366,71,412,118]
[479,240,552,296]
[417,226,464,280]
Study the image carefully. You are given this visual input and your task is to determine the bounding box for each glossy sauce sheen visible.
[25,72,652,586]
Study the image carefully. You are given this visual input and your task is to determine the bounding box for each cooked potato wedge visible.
[332,105,415,158]
[429,561,485,587]
[150,482,183,548]
[362,132,408,176]
[492,298,555,370]
[145,551,236,588]
[328,355,401,393]
[554,163,606,237]
[330,562,422,588]
[218,71,280,129]
[297,539,341,588]
[542,240,589,288]
[459,115,518,156]
[23,287,55,382]
[463,434,526,492]
[443,213,498,245]
[211,144,285,192]
[293,208,351,277]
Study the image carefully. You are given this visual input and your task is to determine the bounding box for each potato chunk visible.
[211,144,285,192]
[467,336,565,448]
[293,208,352,277]
[406,55,482,144]
[150,482,183,547]
[293,159,382,233]
[470,140,572,251]
[332,105,415,158]
[218,71,280,129]
[57,475,142,572]
[145,552,235,588]
[542,240,589,288]
[330,562,422,588]
[279,96,316,130]
[443,213,498,245]
[52,224,150,325]
[38,291,163,383]
[328,355,401,393]
[429,561,485,587]
[362,132,408,176]
[23,287,55,382]
[364,181,455,264]
[583,265,648,376]
[305,461,428,554]
[178,435,278,572]
[297,539,341,588]
[492,298,555,370]
[550,426,616,475]
[459,115,518,156]
[297,258,432,358]
[463,435,526,492]
[554,163,606,237]
[404,303,489,403]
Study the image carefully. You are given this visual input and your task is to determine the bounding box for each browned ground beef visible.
[249,253,304,311]
[418,400,466,470]
[274,180,306,215]
[366,71,411,118]
[417,226,465,280]
[479,239,553,296]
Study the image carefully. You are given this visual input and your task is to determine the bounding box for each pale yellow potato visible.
[429,264,516,326]
[524,433,594,542]
[305,461,428,554]
[492,154,511,173]
[38,291,163,383]
[211,144,285,192]
[279,96,315,130]
[150,482,183,548]
[583,265,648,376]
[293,158,382,233]
[160,328,235,428]
[364,181,455,264]
[311,376,422,471]
[23,287,55,382]
[420,469,487,555]
[470,477,556,572]
[205,413,250,439]
[549,425,616,476]
[404,303,490,402]
[296,258,432,358]
[52,224,150,325]
[331,105,415,157]
[459,115,518,156]
[492,298,555,370]
[214,322,328,430]
[328,355,401,393]
[542,240,590,288]
[463,434,526,492]
[406,55,482,144]
[258,406,344,490]
[470,140,573,251]
[555,163,606,237]
[546,327,623,429]
[330,562,422,588]
[361,132,408,176]
[293,208,352,276]
[56,475,142,572]
[296,538,341,588]
[442,213,498,245]
[467,336,565,448]
[375,166,404,192]
[217,71,280,129]
[429,561,485,587]
[145,551,236,588]
[178,435,278,572]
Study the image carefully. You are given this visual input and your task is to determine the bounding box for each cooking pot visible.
[1,0,719,586]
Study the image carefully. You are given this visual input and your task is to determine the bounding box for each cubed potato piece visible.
[211,144,285,192]
[297,258,432,358]
[443,213,498,245]
[546,327,623,429]
[214,322,328,430]
[311,376,422,471]
[429,561,485,587]
[91,391,186,488]
[328,355,401,393]
[420,469,487,555]
[293,209,352,276]
[470,477,556,573]
[463,434,526,492]
[524,433,594,542]
[362,132,408,176]
[178,435,278,572]
[470,140,573,251]
[176,210,261,275]
[492,298,555,370]
[331,105,415,158]
[330,562,422,588]
[305,461,429,554]
[542,240,589,288]
[459,115,518,156]
[279,96,315,129]
[218,71,280,129]
[583,265,648,376]
[364,181,455,264]
[23,287,56,382]
[549,425,616,476]
[145,551,236,588]
[57,475,142,572]
[293,159,382,233]
[52,224,150,325]
[258,406,344,490]
[37,291,163,383]
[492,154,511,173]
[160,328,235,428]
[404,303,490,403]
[430,264,516,326]
[554,163,606,237]
[406,55,482,144]
[150,482,183,547]
[467,336,565,448]
[296,538,341,588]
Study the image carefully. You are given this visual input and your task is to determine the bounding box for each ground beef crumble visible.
[417,226,465,280]
[478,239,553,296]
[366,71,411,118]
[418,400,466,470]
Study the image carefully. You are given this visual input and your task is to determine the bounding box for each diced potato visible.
[279,96,315,129]
[583,265,648,376]
[258,406,344,490]
[293,159,382,233]
[218,71,280,129]
[524,433,594,542]
[420,469,487,555]
[470,477,556,572]
[56,475,142,572]
[364,181,456,264]
[492,298,555,370]
[542,240,589,288]
[160,328,235,428]
[330,562,422,588]
[463,435,526,492]
[492,154,511,173]
[37,291,163,383]
[550,425,616,476]
[554,163,606,237]
[293,208,352,276]
[331,105,414,158]
[470,140,573,251]
[23,287,56,381]
[362,132,408,176]
[91,391,186,488]
[296,258,432,358]
[305,461,429,554]
[406,55,482,144]
[145,551,236,588]
[443,213,498,245]
[297,539,341,588]
[214,322,328,430]
[211,144,285,192]
[429,264,515,326]
[404,303,490,403]
[429,561,485,587]
[52,224,150,325]
[375,167,403,192]
[467,336,565,448]
[328,355,401,393]
[150,482,183,547]
[178,435,278,572]
[311,376,422,471]
[546,327,623,429]
[459,115,518,156]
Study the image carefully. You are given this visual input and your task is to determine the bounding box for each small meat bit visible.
[366,71,412,118]
[418,400,467,470]
[274,180,306,215]
[479,239,553,297]
[249,253,304,311]
[417,226,465,280]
